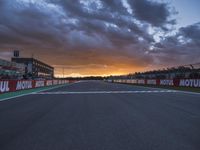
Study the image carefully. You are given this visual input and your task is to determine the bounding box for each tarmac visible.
[0,81,200,150]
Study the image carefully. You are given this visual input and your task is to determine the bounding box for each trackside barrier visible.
[0,80,74,94]
[111,79,200,88]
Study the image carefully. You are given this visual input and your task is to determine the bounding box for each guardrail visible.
[109,79,200,88]
[0,80,73,94]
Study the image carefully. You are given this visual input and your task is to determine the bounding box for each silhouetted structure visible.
[12,58,54,79]
[0,58,25,79]
[109,63,200,80]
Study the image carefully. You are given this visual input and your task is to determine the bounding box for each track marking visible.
[33,90,177,95]
[111,83,200,95]
[176,90,200,95]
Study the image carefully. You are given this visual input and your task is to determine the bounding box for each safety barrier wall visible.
[110,79,200,88]
[0,80,72,94]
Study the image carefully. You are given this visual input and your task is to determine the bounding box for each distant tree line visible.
[109,63,200,80]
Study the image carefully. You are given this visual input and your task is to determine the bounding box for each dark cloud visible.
[50,0,155,47]
[128,0,176,27]
[100,0,129,15]
[179,22,200,45]
[151,22,200,65]
[0,0,199,76]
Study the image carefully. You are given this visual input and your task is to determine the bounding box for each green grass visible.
[0,84,67,101]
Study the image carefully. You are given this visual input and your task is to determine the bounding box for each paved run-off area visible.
[0,81,200,150]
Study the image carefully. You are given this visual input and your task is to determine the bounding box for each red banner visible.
[0,80,71,94]
[112,79,200,88]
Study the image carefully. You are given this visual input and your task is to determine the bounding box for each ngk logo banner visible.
[179,79,200,87]
[0,81,10,93]
[16,81,33,90]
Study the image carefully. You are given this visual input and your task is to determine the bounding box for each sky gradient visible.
[0,0,200,77]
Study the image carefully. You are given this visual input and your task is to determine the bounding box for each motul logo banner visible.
[137,80,145,84]
[35,81,45,88]
[179,79,200,87]
[0,79,71,94]
[147,80,157,85]
[46,80,53,86]
[160,80,174,86]
[0,81,10,93]
[16,81,33,90]
[113,79,200,88]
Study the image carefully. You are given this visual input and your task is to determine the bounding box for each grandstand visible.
[0,58,25,79]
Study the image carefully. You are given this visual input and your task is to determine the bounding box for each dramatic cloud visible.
[0,0,199,76]
[128,0,176,28]
[179,22,200,45]
[151,22,200,65]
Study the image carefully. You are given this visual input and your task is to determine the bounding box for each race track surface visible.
[0,81,200,150]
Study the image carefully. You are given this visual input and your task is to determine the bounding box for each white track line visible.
[112,83,200,95]
[33,90,177,95]
[176,91,200,95]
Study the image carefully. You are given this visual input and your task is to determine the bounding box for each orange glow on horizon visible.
[53,65,148,77]
[55,73,127,78]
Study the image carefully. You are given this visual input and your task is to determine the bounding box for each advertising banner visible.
[0,80,70,94]
[112,79,200,88]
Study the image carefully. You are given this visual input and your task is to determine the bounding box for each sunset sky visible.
[0,0,200,77]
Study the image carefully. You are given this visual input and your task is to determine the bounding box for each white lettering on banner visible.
[179,79,200,87]
[126,80,130,83]
[46,80,53,86]
[137,80,145,84]
[16,81,32,90]
[0,81,10,93]
[132,80,137,84]
[121,80,125,83]
[53,80,58,85]
[160,80,174,86]
[35,81,45,88]
[147,80,156,85]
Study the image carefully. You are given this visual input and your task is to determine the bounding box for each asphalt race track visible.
[0,81,200,150]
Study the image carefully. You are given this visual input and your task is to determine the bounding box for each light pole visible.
[62,67,64,78]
